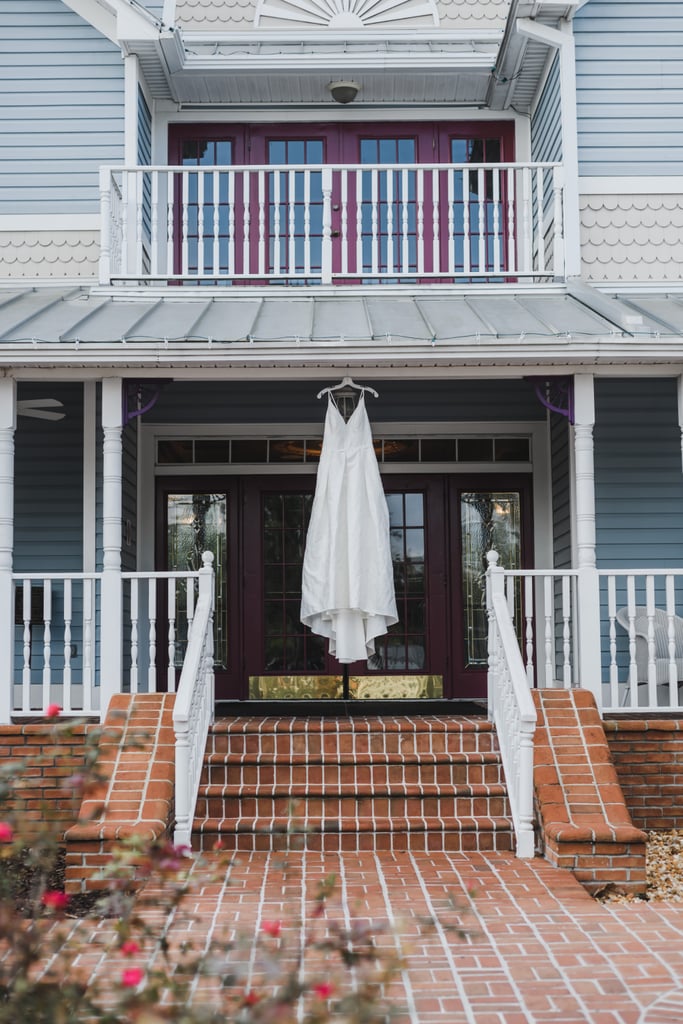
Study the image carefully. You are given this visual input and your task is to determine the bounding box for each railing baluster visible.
[242,170,251,276]
[462,168,470,276]
[401,168,409,274]
[288,168,296,277]
[646,574,657,707]
[626,575,638,708]
[477,167,485,273]
[150,170,159,277]
[272,170,281,276]
[447,169,456,276]
[607,574,619,706]
[181,170,189,277]
[562,574,572,688]
[167,579,177,694]
[83,579,94,711]
[492,167,501,275]
[416,169,424,276]
[258,170,266,277]
[212,169,220,277]
[385,170,394,276]
[166,170,174,278]
[340,169,348,276]
[135,170,144,277]
[130,578,139,695]
[665,574,679,708]
[303,169,311,278]
[543,574,553,687]
[536,166,546,274]
[524,575,534,685]
[552,165,564,277]
[507,167,516,275]
[355,169,363,275]
[22,581,31,711]
[63,580,72,713]
[321,167,332,285]
[432,168,440,274]
[227,171,235,276]
[148,578,157,694]
[120,170,129,277]
[521,166,532,274]
[370,169,379,276]
[42,581,52,708]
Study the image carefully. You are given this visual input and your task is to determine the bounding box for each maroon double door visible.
[158,473,531,703]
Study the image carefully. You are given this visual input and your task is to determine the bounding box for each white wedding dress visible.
[300,393,398,664]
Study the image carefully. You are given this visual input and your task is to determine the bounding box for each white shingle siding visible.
[574,0,683,176]
[0,231,99,280]
[580,194,683,283]
[173,0,510,30]
[0,1,124,215]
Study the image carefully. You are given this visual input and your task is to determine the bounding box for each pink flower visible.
[41,890,69,910]
[261,919,282,938]
[121,966,145,988]
[0,822,13,843]
[45,704,62,719]
[120,940,141,956]
[313,982,335,999]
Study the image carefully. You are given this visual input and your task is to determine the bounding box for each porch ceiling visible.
[1,286,683,371]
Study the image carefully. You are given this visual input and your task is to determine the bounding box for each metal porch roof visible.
[0,286,681,347]
[1,285,683,373]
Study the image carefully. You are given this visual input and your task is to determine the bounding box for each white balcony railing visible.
[11,568,205,717]
[99,162,565,286]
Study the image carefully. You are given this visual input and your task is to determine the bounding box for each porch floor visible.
[73,849,683,1023]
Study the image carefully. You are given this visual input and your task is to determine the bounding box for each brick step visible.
[195,782,511,820]
[193,715,512,854]
[201,751,505,787]
[206,716,497,756]
[192,815,515,853]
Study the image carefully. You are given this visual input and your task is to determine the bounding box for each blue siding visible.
[15,383,83,572]
[0,1,124,214]
[531,54,562,164]
[594,379,683,569]
[574,0,683,175]
[138,88,152,166]
[551,413,571,569]
[145,380,545,424]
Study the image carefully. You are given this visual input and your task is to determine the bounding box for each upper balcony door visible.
[168,122,514,282]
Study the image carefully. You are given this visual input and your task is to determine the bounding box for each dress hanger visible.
[316,376,379,400]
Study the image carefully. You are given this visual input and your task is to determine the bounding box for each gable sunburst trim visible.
[254,0,439,30]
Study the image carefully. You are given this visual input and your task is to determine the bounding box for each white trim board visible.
[580,177,683,195]
[0,216,101,232]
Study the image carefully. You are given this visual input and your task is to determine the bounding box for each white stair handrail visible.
[173,552,215,848]
[486,551,537,858]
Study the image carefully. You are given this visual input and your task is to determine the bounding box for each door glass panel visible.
[460,492,521,668]
[373,492,426,672]
[166,493,228,668]
[450,136,504,275]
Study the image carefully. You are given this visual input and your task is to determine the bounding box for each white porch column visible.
[573,374,602,708]
[100,378,123,718]
[0,379,15,723]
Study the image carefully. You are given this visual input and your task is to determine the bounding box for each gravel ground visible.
[599,830,683,903]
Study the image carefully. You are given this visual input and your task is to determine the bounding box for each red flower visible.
[41,890,69,910]
[45,703,62,719]
[120,940,141,956]
[261,919,282,938]
[0,822,13,843]
[121,966,145,988]
[313,982,335,999]
[243,990,261,1006]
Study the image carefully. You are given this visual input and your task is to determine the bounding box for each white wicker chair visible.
[616,606,683,687]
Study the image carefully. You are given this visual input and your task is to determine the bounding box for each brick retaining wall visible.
[603,719,683,831]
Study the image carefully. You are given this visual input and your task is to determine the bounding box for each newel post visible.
[0,379,16,724]
[100,378,123,719]
[573,374,602,709]
[486,550,504,723]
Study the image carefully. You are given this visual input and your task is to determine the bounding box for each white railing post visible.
[321,167,333,285]
[100,378,123,719]
[573,374,602,710]
[0,380,16,723]
[486,550,505,722]
[99,166,112,285]
[552,164,565,281]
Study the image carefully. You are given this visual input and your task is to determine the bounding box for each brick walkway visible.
[71,850,683,1023]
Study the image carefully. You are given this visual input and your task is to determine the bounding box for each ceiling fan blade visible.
[18,409,65,421]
